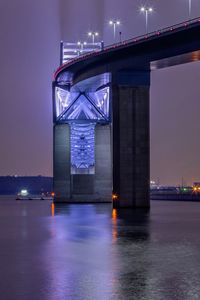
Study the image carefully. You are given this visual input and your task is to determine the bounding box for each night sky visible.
[0,0,200,185]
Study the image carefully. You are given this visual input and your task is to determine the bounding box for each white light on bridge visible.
[109,20,121,41]
[188,0,194,19]
[140,6,153,34]
[77,41,87,46]
[88,31,99,44]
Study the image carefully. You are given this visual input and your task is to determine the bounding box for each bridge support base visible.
[112,71,150,208]
[53,124,112,203]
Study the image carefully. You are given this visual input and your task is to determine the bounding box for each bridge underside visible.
[53,71,150,208]
[151,50,200,69]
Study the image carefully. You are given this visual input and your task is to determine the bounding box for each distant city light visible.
[20,189,28,196]
[192,182,200,192]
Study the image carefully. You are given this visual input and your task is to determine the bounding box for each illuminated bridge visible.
[53,18,200,207]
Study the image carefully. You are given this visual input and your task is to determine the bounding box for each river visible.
[0,199,199,300]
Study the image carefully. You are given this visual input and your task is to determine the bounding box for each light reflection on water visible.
[0,200,200,299]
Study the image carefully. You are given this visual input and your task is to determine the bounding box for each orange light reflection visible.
[112,208,118,242]
[51,202,55,217]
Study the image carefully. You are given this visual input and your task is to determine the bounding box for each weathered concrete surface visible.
[71,124,112,202]
[94,125,112,202]
[53,124,71,202]
[112,85,150,208]
[54,124,112,203]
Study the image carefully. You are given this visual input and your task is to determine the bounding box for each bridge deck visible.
[54,17,200,83]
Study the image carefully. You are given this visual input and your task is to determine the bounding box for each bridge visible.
[53,18,200,208]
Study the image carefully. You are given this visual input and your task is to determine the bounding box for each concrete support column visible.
[94,124,112,202]
[53,124,70,202]
[70,124,112,202]
[112,71,150,208]
[53,123,112,203]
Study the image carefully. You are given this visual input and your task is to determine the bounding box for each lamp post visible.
[189,0,192,18]
[109,20,120,41]
[140,6,153,34]
[77,41,87,53]
[88,32,99,44]
[119,31,122,43]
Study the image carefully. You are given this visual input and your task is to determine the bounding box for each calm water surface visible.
[0,199,200,300]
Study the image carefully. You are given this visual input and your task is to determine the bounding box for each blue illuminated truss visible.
[70,123,95,174]
[55,87,110,122]
[55,87,78,118]
[55,85,110,174]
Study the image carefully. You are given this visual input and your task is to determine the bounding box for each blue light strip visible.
[70,123,95,174]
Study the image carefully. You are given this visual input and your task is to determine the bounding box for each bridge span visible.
[53,18,200,208]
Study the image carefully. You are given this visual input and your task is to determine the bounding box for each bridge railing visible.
[104,16,200,51]
[55,17,200,79]
[60,41,103,65]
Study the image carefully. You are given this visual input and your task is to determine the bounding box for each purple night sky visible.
[0,0,200,185]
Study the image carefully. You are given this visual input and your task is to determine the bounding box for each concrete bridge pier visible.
[112,70,150,208]
[53,123,112,203]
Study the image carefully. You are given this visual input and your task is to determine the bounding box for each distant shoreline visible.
[1,194,200,203]
[0,195,53,201]
[151,193,200,201]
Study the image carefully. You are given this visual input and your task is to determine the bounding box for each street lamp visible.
[88,32,99,44]
[188,0,192,18]
[77,41,87,52]
[109,20,120,41]
[140,6,153,34]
